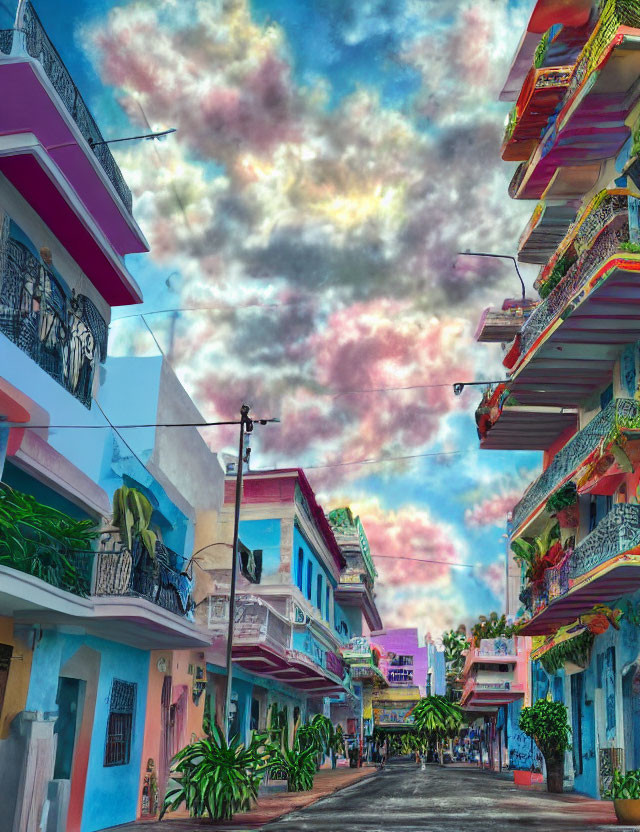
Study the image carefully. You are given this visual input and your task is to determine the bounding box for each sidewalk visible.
[103,766,376,832]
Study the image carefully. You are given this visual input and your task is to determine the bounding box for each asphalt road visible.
[262,758,627,832]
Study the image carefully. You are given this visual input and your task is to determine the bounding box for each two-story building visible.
[477,0,640,797]
[197,468,355,744]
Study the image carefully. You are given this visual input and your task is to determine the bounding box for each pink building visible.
[373,628,429,697]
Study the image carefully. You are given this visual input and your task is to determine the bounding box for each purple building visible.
[374,628,429,697]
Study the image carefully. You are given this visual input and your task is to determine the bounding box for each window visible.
[600,384,613,411]
[390,654,413,667]
[571,673,584,776]
[325,585,330,622]
[316,574,323,612]
[296,548,304,591]
[306,561,313,600]
[104,680,136,766]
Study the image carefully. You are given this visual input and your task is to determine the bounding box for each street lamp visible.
[457,251,526,301]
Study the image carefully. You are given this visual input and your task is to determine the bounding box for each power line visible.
[300,450,462,470]
[374,555,477,568]
[4,419,244,429]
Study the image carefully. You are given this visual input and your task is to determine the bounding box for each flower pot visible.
[513,770,544,786]
[613,799,640,824]
[546,757,564,793]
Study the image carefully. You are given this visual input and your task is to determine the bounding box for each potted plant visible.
[604,769,640,824]
[546,483,578,542]
[519,699,571,793]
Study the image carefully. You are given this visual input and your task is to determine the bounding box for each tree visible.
[412,695,463,763]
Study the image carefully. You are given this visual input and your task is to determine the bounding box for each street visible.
[263,760,624,832]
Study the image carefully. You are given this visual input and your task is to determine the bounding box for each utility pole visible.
[223,404,253,741]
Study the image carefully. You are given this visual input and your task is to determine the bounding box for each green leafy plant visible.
[546,482,577,513]
[620,241,640,254]
[330,724,345,758]
[412,696,463,742]
[511,520,562,582]
[539,254,577,299]
[471,612,516,645]
[538,630,594,675]
[271,734,318,791]
[112,485,157,558]
[0,484,97,595]
[534,29,550,68]
[519,699,571,792]
[161,725,271,821]
[604,769,640,799]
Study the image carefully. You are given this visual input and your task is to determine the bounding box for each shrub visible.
[519,699,571,762]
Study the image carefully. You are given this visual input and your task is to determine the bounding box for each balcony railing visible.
[569,503,640,579]
[512,399,640,531]
[520,208,629,356]
[207,595,291,653]
[0,2,132,212]
[0,225,108,407]
[476,637,516,657]
[93,538,193,618]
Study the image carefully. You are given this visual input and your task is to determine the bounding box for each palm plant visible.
[270,741,317,792]
[161,725,271,820]
[511,520,562,583]
[412,695,463,764]
[0,483,97,595]
[112,484,157,558]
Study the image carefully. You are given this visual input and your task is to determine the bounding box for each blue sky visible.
[20,0,541,635]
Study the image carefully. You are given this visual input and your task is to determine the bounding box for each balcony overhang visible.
[0,132,142,306]
[0,57,147,251]
[334,582,383,632]
[518,203,578,265]
[519,553,640,635]
[509,256,640,407]
[461,683,525,708]
[480,405,577,450]
[500,0,594,101]
[0,566,209,649]
[511,30,640,201]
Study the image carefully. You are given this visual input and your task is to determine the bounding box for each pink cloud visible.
[464,492,520,528]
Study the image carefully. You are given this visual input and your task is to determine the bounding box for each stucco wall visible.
[26,632,150,832]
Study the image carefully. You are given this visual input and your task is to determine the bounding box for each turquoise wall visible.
[26,632,149,832]
[293,526,335,623]
[238,518,282,579]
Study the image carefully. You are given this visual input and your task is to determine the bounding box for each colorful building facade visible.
[477,0,640,796]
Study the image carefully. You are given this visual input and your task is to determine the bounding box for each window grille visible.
[104,679,136,766]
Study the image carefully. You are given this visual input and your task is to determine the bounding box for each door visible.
[158,676,174,804]
[53,678,83,780]
[571,673,584,777]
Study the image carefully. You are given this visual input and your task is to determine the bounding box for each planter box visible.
[513,770,544,786]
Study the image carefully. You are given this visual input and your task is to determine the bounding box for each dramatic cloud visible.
[86,0,540,632]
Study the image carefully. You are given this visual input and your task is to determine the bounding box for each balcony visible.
[519,504,640,634]
[509,3,640,201]
[517,202,577,265]
[511,399,640,532]
[461,678,525,710]
[501,66,573,162]
[208,592,348,694]
[0,231,107,407]
[387,669,415,686]
[462,639,518,676]
[0,2,147,304]
[505,231,640,410]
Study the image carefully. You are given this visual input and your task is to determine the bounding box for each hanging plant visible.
[539,254,577,299]
[538,630,594,675]
[546,482,577,514]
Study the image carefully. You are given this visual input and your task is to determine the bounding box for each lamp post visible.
[457,250,526,301]
[223,404,253,742]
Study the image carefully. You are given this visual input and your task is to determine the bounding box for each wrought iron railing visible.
[520,217,630,356]
[0,2,132,212]
[93,537,193,618]
[569,503,640,579]
[0,221,108,407]
[512,399,640,531]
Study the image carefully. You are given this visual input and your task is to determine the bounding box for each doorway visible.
[53,678,84,781]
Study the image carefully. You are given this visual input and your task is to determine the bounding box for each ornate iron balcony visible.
[512,399,640,531]
[519,208,629,357]
[93,537,194,618]
[0,221,108,407]
[569,503,640,580]
[207,594,292,652]
[0,2,132,213]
